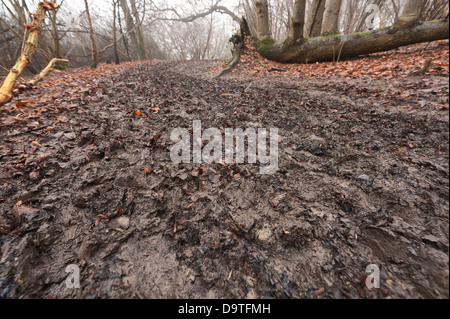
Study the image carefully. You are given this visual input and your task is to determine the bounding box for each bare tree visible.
[113,0,120,64]
[48,7,63,58]
[129,0,148,59]
[84,0,98,68]
[0,1,60,107]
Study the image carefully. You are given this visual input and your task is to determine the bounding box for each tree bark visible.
[119,0,141,60]
[49,10,63,58]
[129,0,148,60]
[322,0,342,34]
[257,20,449,64]
[117,1,131,59]
[308,0,326,37]
[0,1,60,107]
[113,0,120,64]
[289,0,306,43]
[254,0,270,39]
[398,0,425,27]
[84,0,98,68]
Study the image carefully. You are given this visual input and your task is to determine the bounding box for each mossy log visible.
[256,19,449,64]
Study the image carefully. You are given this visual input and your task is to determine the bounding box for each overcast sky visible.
[0,0,242,21]
[58,0,242,18]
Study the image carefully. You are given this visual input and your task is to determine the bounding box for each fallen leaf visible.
[395,147,408,157]
[12,204,40,222]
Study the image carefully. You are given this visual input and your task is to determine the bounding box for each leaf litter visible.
[0,41,448,299]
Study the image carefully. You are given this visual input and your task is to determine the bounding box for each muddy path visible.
[0,59,448,299]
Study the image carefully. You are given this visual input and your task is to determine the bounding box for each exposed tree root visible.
[214,18,250,79]
[214,43,243,79]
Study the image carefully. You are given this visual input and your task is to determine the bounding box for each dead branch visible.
[0,1,60,108]
[155,4,241,24]
[28,58,68,86]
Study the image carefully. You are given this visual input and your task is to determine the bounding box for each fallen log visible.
[256,19,449,64]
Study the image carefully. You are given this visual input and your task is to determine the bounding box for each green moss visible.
[256,36,275,55]
[222,56,233,65]
[54,61,69,70]
[426,19,443,24]
[380,24,395,31]
[353,31,374,37]
[281,38,291,49]
[282,37,310,48]
[307,33,343,41]
[321,31,341,37]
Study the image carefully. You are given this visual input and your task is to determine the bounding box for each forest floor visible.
[0,40,448,299]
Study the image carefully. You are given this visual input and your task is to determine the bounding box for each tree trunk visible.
[0,1,60,107]
[243,0,258,36]
[119,0,141,60]
[117,1,131,60]
[84,0,98,68]
[254,0,270,39]
[322,0,342,35]
[257,20,449,64]
[49,10,63,58]
[113,0,120,64]
[289,0,306,43]
[308,0,326,37]
[129,0,148,60]
[398,0,425,27]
